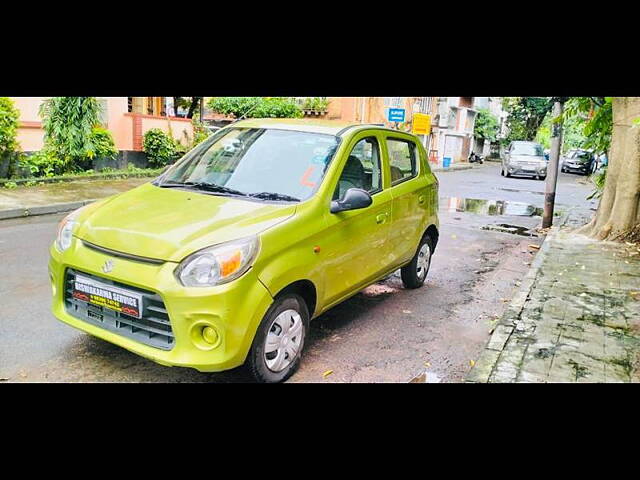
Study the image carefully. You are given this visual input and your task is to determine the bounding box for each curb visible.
[465,213,570,383]
[0,199,97,221]
[432,164,484,173]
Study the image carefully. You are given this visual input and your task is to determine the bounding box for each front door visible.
[384,134,431,267]
[321,133,392,306]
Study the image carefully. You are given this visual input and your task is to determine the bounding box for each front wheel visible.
[401,235,434,289]
[246,294,309,383]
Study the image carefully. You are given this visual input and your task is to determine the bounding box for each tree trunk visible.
[173,97,181,117]
[578,97,640,241]
[187,97,201,119]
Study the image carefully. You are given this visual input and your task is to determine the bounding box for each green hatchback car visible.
[49,119,439,382]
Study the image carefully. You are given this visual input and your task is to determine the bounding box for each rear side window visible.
[387,138,417,185]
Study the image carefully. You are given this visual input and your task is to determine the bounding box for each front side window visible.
[161,128,340,202]
[333,137,382,200]
[387,138,417,184]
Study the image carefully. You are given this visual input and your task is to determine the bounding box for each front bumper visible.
[507,163,546,177]
[563,163,590,174]
[49,237,274,372]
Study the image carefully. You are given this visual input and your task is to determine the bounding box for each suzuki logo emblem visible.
[102,259,114,274]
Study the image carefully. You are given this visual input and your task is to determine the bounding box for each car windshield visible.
[569,151,591,160]
[159,128,340,202]
[511,143,544,156]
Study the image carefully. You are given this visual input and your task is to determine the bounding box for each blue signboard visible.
[387,108,406,122]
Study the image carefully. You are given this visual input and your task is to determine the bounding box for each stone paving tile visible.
[467,210,640,383]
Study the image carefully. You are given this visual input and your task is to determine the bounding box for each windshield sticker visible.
[300,166,317,188]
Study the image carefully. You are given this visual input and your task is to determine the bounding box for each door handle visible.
[418,195,426,204]
[376,213,388,224]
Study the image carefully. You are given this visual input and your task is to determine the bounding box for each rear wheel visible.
[500,167,504,176]
[401,235,434,289]
[246,294,309,383]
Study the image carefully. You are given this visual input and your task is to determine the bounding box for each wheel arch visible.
[424,224,439,252]
[274,279,318,319]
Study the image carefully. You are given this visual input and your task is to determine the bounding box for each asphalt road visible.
[0,164,595,382]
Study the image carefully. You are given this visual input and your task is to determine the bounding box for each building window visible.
[127,97,133,113]
[147,97,154,115]
[384,97,404,108]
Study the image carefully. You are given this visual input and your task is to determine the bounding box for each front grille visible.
[64,269,175,350]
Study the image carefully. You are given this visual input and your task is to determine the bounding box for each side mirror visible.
[330,188,373,214]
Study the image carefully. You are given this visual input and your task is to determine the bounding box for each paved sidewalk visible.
[468,209,640,383]
[432,162,485,173]
[0,177,152,220]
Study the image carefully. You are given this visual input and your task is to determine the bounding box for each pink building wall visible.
[9,97,193,152]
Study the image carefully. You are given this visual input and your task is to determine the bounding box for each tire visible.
[401,235,434,289]
[500,167,504,177]
[246,293,309,383]
[540,176,546,181]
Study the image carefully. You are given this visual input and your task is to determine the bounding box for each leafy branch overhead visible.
[502,97,554,142]
[563,97,612,155]
[207,97,303,119]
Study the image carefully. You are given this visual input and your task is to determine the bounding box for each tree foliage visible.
[0,97,21,178]
[143,128,178,167]
[502,97,554,142]
[536,109,586,152]
[0,97,20,159]
[473,108,499,141]
[89,127,118,159]
[39,97,103,171]
[207,97,303,119]
[563,97,612,155]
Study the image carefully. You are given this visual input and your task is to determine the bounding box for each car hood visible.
[75,183,297,262]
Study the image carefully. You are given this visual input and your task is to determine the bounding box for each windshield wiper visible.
[159,181,246,197]
[248,192,301,202]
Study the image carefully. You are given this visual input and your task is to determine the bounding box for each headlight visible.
[55,209,84,252]
[175,236,260,287]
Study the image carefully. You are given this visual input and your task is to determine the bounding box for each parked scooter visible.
[468,151,484,164]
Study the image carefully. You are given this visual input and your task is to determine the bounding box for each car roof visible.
[230,118,404,137]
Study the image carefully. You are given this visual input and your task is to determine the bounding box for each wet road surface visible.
[0,164,595,382]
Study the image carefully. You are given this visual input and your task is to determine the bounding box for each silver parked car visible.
[501,141,547,180]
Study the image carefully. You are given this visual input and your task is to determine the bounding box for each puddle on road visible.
[481,224,538,237]
[442,197,543,217]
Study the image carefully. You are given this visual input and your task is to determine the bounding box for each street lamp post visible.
[542,98,566,229]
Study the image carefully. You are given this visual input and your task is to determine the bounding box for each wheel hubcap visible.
[264,309,303,372]
[416,243,431,280]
